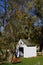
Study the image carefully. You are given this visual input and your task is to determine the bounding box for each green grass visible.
[1,56,43,65]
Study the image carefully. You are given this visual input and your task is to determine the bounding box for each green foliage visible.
[0,0,43,52]
[34,0,43,18]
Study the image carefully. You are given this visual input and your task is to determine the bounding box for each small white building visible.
[16,39,37,58]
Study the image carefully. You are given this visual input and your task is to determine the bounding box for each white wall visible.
[16,39,27,49]
[16,39,37,58]
[24,46,37,58]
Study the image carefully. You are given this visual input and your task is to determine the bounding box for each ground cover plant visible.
[1,56,43,65]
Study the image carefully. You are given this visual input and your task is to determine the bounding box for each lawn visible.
[1,56,43,65]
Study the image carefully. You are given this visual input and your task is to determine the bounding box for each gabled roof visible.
[20,39,35,46]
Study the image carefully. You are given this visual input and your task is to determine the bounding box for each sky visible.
[0,0,5,15]
[0,0,43,32]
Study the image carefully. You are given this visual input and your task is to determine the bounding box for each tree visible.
[34,0,43,19]
[1,0,43,53]
[32,0,43,51]
[4,0,39,42]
